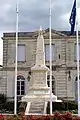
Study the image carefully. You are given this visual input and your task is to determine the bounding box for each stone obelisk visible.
[21,27,58,114]
[29,26,50,94]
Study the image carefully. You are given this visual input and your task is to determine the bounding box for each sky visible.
[0,0,80,37]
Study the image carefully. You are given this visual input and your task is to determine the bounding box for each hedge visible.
[0,94,78,114]
[47,101,78,114]
[0,112,80,120]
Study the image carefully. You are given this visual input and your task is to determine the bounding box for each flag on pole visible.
[69,0,76,34]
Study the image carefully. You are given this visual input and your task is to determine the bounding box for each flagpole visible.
[14,0,18,115]
[49,0,52,115]
[76,0,80,116]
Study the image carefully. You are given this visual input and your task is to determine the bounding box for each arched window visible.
[17,75,25,96]
[47,75,56,95]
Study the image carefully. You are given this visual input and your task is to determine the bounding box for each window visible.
[17,75,25,96]
[74,76,80,101]
[74,43,80,61]
[17,44,26,62]
[47,75,56,95]
[45,44,55,61]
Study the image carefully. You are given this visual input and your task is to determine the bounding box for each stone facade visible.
[0,28,79,101]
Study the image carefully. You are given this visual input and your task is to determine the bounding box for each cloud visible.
[0,0,79,34]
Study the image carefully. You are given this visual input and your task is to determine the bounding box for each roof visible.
[60,31,80,36]
[3,28,79,37]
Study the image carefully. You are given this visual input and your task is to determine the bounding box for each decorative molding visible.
[0,67,31,71]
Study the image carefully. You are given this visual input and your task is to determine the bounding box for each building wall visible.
[0,31,79,101]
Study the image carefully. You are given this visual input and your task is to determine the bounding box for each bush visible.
[3,101,23,113]
[47,101,78,114]
[0,94,7,104]
[3,101,14,111]
[1,112,80,120]
[0,100,23,113]
[71,109,78,114]
[0,94,26,113]
[64,101,77,110]
[47,102,65,114]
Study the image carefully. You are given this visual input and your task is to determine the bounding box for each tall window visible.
[74,76,80,101]
[45,44,55,61]
[17,44,26,62]
[47,75,56,95]
[74,43,80,61]
[17,75,25,96]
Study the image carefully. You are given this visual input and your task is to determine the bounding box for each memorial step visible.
[29,101,45,114]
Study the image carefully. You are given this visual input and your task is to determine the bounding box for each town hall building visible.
[0,28,79,102]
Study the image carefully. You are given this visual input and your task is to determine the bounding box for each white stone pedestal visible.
[21,65,59,114]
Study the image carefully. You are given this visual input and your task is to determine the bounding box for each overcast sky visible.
[0,0,80,37]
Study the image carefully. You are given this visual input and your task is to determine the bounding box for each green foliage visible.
[0,94,7,104]
[0,94,78,115]
[52,102,65,111]
[47,102,65,114]
[70,109,78,114]
[7,115,22,120]
[0,94,24,113]
[64,101,77,110]
[47,101,78,114]
[3,101,14,111]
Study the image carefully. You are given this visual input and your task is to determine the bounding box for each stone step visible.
[57,81,66,83]
[30,107,44,109]
[30,104,44,108]
[30,103,44,106]
[31,102,44,105]
[29,101,45,114]
[29,111,43,113]
[29,108,44,111]
[30,106,44,110]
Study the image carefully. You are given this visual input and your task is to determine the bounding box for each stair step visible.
[29,101,45,114]
[30,107,44,110]
[29,111,42,113]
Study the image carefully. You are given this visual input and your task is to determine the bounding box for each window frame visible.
[74,43,80,61]
[45,44,56,62]
[17,75,25,96]
[14,44,26,62]
[74,76,80,101]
